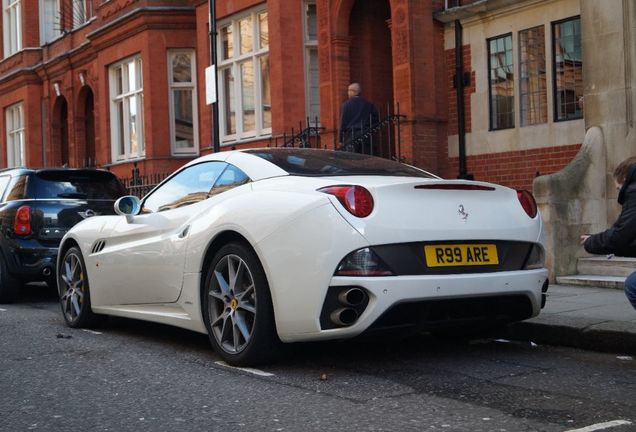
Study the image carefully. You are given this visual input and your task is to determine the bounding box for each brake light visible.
[319,185,374,218]
[415,184,495,191]
[14,205,32,235]
[517,190,537,218]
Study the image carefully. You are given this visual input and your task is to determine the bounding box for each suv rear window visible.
[29,170,126,200]
[245,148,438,178]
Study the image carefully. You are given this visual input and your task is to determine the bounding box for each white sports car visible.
[57,148,548,365]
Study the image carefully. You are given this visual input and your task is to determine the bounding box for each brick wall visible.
[446,45,475,135]
[348,0,392,114]
[447,143,582,191]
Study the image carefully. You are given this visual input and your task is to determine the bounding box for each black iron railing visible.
[343,103,405,159]
[271,104,406,161]
[121,165,169,198]
[282,117,325,148]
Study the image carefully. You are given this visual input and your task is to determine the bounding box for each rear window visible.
[245,148,437,178]
[29,170,126,200]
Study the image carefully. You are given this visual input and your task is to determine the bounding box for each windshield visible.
[245,149,437,178]
[30,170,127,200]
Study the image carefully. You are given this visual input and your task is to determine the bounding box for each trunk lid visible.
[320,177,542,245]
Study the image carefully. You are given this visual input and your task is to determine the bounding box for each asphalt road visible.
[1,284,635,432]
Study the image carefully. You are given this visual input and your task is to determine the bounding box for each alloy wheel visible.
[60,251,85,323]
[208,254,257,354]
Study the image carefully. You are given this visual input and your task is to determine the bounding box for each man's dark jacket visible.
[584,164,636,256]
[339,96,379,143]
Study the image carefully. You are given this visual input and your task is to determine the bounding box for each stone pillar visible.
[391,0,446,171]
[535,0,636,279]
[581,0,636,222]
[534,127,607,281]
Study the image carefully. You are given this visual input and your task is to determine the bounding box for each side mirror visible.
[114,195,141,223]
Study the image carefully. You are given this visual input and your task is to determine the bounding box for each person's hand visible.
[580,235,590,245]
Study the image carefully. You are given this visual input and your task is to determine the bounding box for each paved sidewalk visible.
[503,284,636,355]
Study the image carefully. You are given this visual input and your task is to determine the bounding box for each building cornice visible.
[434,0,550,24]
[0,7,197,91]
[87,6,196,40]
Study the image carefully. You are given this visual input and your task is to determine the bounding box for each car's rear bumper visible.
[278,269,548,342]
[255,200,549,343]
[3,238,58,282]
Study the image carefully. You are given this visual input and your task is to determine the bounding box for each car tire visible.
[0,254,20,304]
[58,246,99,328]
[203,241,279,366]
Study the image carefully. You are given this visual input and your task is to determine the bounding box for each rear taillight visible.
[14,205,32,235]
[517,190,537,218]
[318,185,374,218]
[524,244,545,270]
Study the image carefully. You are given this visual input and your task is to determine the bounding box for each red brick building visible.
[0,0,584,189]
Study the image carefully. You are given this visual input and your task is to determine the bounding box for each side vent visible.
[91,240,106,254]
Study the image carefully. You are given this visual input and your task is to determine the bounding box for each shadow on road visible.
[9,282,536,368]
[13,282,58,304]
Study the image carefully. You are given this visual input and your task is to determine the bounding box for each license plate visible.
[424,244,499,267]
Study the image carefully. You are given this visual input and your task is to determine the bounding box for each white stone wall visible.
[443,0,585,159]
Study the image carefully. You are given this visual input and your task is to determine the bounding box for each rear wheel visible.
[58,246,99,328]
[203,242,279,366]
[0,255,20,303]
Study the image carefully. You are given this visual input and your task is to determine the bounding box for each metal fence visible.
[121,172,170,198]
[269,103,406,161]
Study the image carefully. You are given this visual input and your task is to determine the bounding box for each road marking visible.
[215,361,274,377]
[565,420,632,432]
[0,308,6,312]
[81,329,102,335]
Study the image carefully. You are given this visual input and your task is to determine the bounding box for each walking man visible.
[339,83,379,154]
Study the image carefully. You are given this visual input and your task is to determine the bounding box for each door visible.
[97,161,228,305]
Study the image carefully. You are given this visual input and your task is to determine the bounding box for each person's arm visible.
[584,201,636,254]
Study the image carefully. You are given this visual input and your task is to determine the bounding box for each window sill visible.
[221,134,273,147]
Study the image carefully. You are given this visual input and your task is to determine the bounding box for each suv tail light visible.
[318,185,374,218]
[14,205,32,235]
[516,190,537,218]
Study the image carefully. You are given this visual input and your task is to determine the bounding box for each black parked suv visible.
[0,168,126,303]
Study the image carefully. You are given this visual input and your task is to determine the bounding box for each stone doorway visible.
[51,96,69,167]
[77,87,96,167]
[342,0,395,158]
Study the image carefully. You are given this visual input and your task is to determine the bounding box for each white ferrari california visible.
[57,148,548,365]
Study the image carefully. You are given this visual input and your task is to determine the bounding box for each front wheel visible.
[58,246,99,328]
[203,242,279,366]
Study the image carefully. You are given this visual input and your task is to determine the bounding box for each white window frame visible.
[71,0,92,29]
[109,55,145,162]
[218,6,271,144]
[303,0,320,126]
[5,102,24,167]
[3,0,21,57]
[168,49,199,155]
[39,0,61,45]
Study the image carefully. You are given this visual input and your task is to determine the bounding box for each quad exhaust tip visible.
[330,308,359,326]
[337,287,366,306]
[330,288,368,326]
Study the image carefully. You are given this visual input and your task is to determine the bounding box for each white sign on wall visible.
[205,65,217,105]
